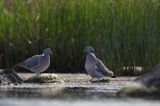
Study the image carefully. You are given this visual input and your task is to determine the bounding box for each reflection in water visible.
[0,86,116,100]
[0,86,64,99]
[0,76,122,100]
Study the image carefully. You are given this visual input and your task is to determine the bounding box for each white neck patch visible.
[42,54,45,56]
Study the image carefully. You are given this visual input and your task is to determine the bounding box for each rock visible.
[118,64,160,97]
[0,69,23,85]
[118,85,160,97]
[135,64,160,88]
[24,73,65,83]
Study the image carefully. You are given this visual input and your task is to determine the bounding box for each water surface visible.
[0,74,159,106]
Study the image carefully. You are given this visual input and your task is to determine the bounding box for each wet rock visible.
[118,64,160,97]
[135,64,160,88]
[118,85,160,98]
[24,73,65,83]
[0,69,23,85]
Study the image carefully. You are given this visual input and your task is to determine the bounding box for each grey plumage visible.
[15,48,52,73]
[84,46,114,80]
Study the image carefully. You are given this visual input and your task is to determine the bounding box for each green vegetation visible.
[0,0,160,73]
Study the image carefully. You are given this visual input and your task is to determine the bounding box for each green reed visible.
[0,0,160,73]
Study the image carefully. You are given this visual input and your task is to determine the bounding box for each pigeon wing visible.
[16,55,41,70]
[95,59,113,76]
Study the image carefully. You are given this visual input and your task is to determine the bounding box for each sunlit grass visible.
[0,0,160,73]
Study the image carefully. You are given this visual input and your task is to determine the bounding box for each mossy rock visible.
[24,73,65,83]
[117,85,160,98]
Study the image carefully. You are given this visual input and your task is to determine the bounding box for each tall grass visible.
[0,0,160,73]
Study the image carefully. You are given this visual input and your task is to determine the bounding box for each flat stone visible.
[91,78,110,83]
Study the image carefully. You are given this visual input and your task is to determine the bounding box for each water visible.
[1,99,160,106]
[0,74,159,106]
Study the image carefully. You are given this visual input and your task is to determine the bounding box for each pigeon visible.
[14,48,52,73]
[84,46,115,81]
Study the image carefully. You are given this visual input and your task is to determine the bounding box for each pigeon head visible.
[43,48,52,55]
[84,46,95,54]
